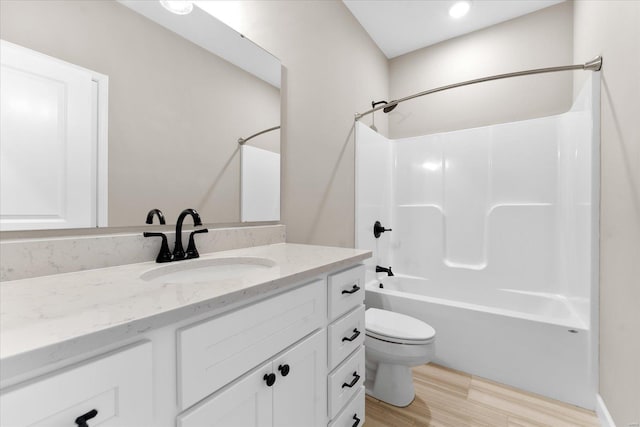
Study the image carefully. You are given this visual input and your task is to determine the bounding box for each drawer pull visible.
[341,285,360,295]
[278,364,290,377]
[342,328,361,342]
[352,414,361,427]
[263,373,276,387]
[342,371,360,388]
[75,409,98,427]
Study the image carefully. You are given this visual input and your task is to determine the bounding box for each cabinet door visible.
[0,342,152,427]
[273,330,327,427]
[177,361,273,427]
[179,280,325,409]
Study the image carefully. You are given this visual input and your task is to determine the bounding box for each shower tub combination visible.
[355,73,599,409]
[365,276,593,408]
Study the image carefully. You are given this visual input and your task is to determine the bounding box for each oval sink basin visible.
[140,257,277,284]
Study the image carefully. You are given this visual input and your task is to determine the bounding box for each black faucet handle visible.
[373,221,392,238]
[146,209,166,225]
[143,232,173,263]
[185,228,209,259]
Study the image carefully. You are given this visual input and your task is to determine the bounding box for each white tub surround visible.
[356,74,599,409]
[0,243,370,381]
[0,224,286,281]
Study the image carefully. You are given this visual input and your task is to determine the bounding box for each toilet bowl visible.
[364,308,436,407]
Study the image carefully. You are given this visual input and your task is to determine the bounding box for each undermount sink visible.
[140,257,277,284]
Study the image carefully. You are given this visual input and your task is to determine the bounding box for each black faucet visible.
[173,208,205,260]
[143,209,172,263]
[146,208,166,225]
[376,265,394,276]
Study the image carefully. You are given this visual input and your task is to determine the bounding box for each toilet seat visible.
[365,308,435,345]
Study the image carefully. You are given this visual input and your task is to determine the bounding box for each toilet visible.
[364,308,436,407]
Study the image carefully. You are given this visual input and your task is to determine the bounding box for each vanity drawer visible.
[0,341,153,427]
[328,305,365,370]
[178,280,325,410]
[328,345,365,419]
[328,265,365,320]
[329,387,365,427]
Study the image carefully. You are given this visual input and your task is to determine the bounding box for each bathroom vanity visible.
[0,243,370,427]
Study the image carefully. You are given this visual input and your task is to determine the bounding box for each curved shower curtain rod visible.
[354,56,602,120]
[238,125,281,145]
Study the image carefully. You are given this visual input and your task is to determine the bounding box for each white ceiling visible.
[343,0,565,59]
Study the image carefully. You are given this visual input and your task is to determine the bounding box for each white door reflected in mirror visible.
[0,40,108,231]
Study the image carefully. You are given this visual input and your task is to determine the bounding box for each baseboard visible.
[596,394,616,427]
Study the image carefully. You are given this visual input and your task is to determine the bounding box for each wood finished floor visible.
[364,364,599,427]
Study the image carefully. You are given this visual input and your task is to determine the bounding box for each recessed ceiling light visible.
[449,1,470,19]
[159,0,194,15]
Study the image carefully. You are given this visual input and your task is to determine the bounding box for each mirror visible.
[0,0,280,231]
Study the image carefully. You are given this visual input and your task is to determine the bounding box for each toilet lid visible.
[366,308,436,344]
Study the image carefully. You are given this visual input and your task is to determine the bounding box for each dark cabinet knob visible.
[352,414,361,427]
[342,371,361,388]
[278,364,290,377]
[75,409,98,427]
[341,285,361,295]
[263,373,276,387]
[342,328,361,342]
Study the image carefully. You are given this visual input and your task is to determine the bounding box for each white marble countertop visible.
[0,243,370,379]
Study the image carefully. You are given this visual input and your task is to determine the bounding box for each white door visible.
[273,330,327,427]
[177,360,274,427]
[0,40,98,230]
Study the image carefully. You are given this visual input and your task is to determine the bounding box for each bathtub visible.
[365,276,596,409]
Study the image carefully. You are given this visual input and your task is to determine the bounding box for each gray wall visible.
[0,0,280,227]
[205,0,390,247]
[388,2,574,138]
[573,1,640,425]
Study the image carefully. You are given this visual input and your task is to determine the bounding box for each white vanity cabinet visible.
[179,330,327,427]
[176,265,366,427]
[0,259,368,427]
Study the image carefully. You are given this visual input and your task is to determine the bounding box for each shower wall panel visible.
[355,124,392,272]
[556,77,597,324]
[392,117,561,292]
[441,127,491,269]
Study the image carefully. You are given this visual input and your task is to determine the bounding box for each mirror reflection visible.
[0,0,281,231]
